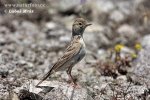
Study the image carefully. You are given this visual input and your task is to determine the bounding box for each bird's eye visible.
[79,23,82,25]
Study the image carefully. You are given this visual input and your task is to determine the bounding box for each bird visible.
[36,18,91,87]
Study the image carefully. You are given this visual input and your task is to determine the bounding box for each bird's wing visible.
[53,35,82,71]
[36,36,82,87]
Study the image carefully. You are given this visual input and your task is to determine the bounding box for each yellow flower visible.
[131,53,137,58]
[135,43,142,51]
[114,44,124,52]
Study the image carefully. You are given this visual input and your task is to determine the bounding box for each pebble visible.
[109,10,125,23]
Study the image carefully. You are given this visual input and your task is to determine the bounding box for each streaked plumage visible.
[36,18,91,87]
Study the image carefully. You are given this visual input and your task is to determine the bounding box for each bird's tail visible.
[35,69,53,87]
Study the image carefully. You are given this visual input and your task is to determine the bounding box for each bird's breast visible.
[75,37,86,63]
[79,37,86,48]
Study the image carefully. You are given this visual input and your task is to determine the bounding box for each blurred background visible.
[0,0,150,99]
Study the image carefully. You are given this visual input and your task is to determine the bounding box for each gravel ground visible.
[0,0,150,99]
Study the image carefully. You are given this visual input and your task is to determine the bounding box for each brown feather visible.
[36,35,82,86]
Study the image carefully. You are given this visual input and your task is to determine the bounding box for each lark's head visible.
[72,18,91,36]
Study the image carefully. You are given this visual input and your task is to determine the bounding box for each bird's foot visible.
[70,82,81,88]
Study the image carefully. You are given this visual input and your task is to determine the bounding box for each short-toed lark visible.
[36,18,91,87]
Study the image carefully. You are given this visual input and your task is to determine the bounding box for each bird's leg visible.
[66,66,77,86]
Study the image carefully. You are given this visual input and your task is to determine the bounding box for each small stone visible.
[95,0,115,13]
[97,49,107,60]
[0,66,9,78]
[21,21,38,34]
[117,1,133,15]
[18,60,26,65]
[27,62,34,68]
[116,75,127,83]
[18,89,43,100]
[120,46,135,57]
[0,26,10,34]
[141,34,150,48]
[11,92,19,100]
[52,0,80,12]
[127,85,148,96]
[100,83,108,90]
[109,10,125,23]
[93,85,100,90]
[131,46,150,88]
[59,35,71,43]
[45,22,57,29]
[117,24,136,36]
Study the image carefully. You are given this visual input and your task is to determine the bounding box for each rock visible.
[20,21,39,34]
[127,85,148,98]
[51,0,80,12]
[44,85,93,100]
[0,65,9,78]
[57,16,75,30]
[45,22,57,30]
[27,62,34,68]
[117,24,136,36]
[43,88,68,100]
[18,89,43,100]
[84,32,99,51]
[0,35,7,45]
[0,26,10,34]
[94,77,148,100]
[11,92,20,100]
[97,49,108,60]
[59,35,71,43]
[94,0,115,13]
[0,84,9,100]
[146,95,150,100]
[117,24,138,41]
[131,46,150,88]
[109,10,125,23]
[0,16,2,24]
[117,1,134,15]
[87,0,115,23]
[84,32,110,51]
[97,32,111,46]
[14,80,93,100]
[46,29,67,38]
[120,46,135,58]
[85,53,97,64]
[116,0,142,15]
[116,75,127,83]
[141,34,150,48]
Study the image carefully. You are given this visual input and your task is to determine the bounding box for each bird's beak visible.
[86,23,92,27]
